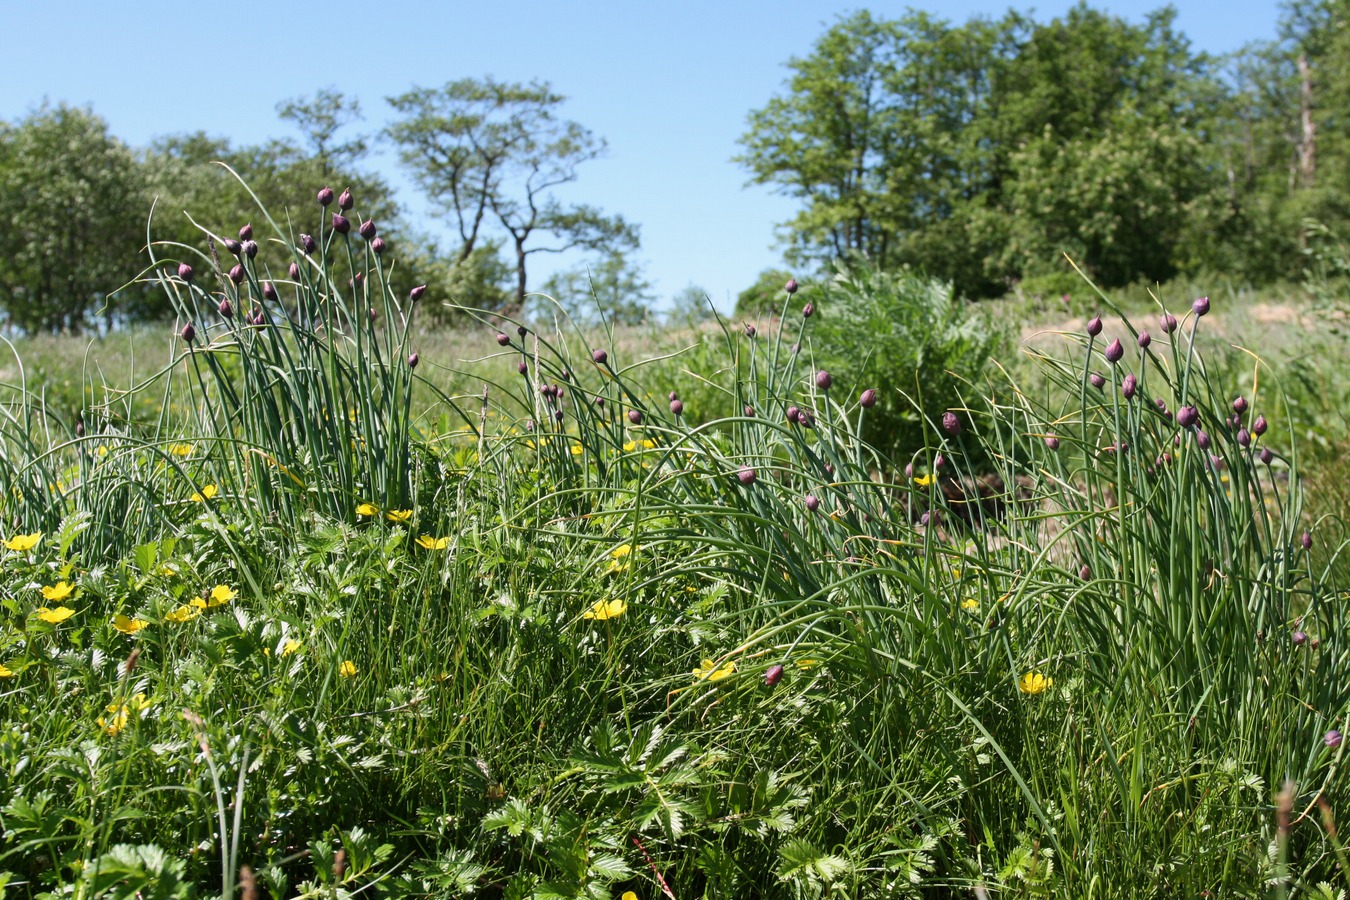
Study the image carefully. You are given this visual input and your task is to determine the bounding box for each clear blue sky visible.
[2,0,1283,312]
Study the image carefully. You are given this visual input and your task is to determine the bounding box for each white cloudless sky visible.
[2,0,1283,311]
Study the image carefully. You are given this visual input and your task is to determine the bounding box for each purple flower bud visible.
[1233,396,1248,415]
[920,510,935,527]
[1080,565,1091,580]
[317,187,334,206]
[905,462,914,479]
[816,370,832,390]
[804,494,819,512]
[1122,373,1137,400]
[1087,315,1103,337]
[517,324,527,337]
[743,405,755,417]
[1236,428,1250,448]
[1045,435,1060,451]
[1105,338,1124,364]
[496,333,511,347]
[238,223,253,242]
[1260,447,1273,465]
[592,348,608,365]
[595,397,604,407]
[1328,730,1344,748]
[218,298,233,318]
[1176,405,1198,428]
[790,342,800,354]
[228,264,245,285]
[1253,415,1267,436]
[764,664,784,686]
[942,411,961,435]
[371,237,386,255]
[786,406,801,424]
[1293,630,1308,646]
[670,399,684,416]
[332,214,350,235]
[368,307,378,323]
[300,233,317,254]
[1196,430,1210,450]
[351,273,364,290]
[176,262,194,283]
[554,409,565,422]
[1192,296,1210,317]
[180,322,196,343]
[224,239,242,256]
[359,219,377,241]
[628,409,643,425]
[408,353,419,369]
[1137,331,1151,349]
[860,389,878,409]
[1155,398,1168,412]
[798,409,815,428]
[934,453,945,470]
[737,466,757,486]
[802,302,814,318]
[1161,312,1178,333]
[744,323,757,338]
[517,360,528,374]
[1089,373,1105,390]
[338,188,353,211]
[668,391,678,402]
[242,240,258,259]
[785,279,798,294]
[288,262,301,281]
[262,282,278,302]
[1302,531,1313,550]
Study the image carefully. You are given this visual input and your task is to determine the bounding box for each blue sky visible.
[3,0,1283,312]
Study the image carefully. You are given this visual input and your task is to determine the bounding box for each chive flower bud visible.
[1327,730,1343,748]
[408,353,419,369]
[1196,430,1210,450]
[786,406,801,424]
[318,186,334,206]
[338,188,353,210]
[670,399,684,416]
[860,388,877,408]
[1161,312,1178,333]
[1105,338,1124,363]
[517,324,527,337]
[737,466,756,486]
[262,282,277,302]
[224,239,242,255]
[332,214,350,235]
[300,233,317,254]
[517,361,528,374]
[180,322,196,343]
[228,264,245,285]
[785,278,798,294]
[744,405,755,417]
[409,285,427,302]
[1260,447,1273,465]
[1045,435,1060,450]
[359,219,377,241]
[744,323,756,338]
[1233,396,1247,415]
[288,262,300,281]
[1193,296,1210,316]
[1137,331,1151,348]
[218,299,232,318]
[592,348,608,365]
[496,333,511,346]
[371,237,386,255]
[1253,414,1267,436]
[242,240,258,259]
[1080,565,1091,580]
[802,302,813,318]
[1302,531,1313,550]
[628,409,643,425]
[1089,373,1105,390]
[177,262,194,282]
[1237,428,1251,447]
[238,223,253,241]
[1122,373,1137,399]
[1176,405,1198,428]
[1087,315,1103,337]
[1293,631,1308,646]
[804,494,819,512]
[942,411,961,435]
[764,664,784,686]
[934,453,945,470]
[816,370,832,390]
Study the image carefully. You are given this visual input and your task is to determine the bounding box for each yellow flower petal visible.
[416,535,449,550]
[191,484,218,502]
[356,502,379,517]
[1018,672,1052,695]
[208,585,236,606]
[610,544,634,559]
[36,607,76,624]
[112,614,148,634]
[0,664,14,677]
[280,639,302,657]
[164,605,200,623]
[915,474,934,487]
[582,598,627,621]
[961,598,979,610]
[570,444,584,456]
[169,443,195,457]
[5,532,42,552]
[41,581,74,602]
[622,893,639,900]
[693,658,736,682]
[386,509,413,524]
[338,660,357,677]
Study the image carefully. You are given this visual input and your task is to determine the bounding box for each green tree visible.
[276,86,369,177]
[668,284,716,326]
[386,78,638,316]
[537,251,654,326]
[0,104,148,332]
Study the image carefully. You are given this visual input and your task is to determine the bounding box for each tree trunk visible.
[1298,53,1316,190]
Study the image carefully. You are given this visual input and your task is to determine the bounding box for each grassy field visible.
[0,237,1347,899]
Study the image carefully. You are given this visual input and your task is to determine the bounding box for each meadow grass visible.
[0,189,1346,898]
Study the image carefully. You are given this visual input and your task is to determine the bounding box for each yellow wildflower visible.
[98,693,148,736]
[622,893,639,900]
[961,598,979,611]
[915,474,934,487]
[191,484,218,501]
[208,585,236,606]
[1018,672,1053,695]
[280,639,302,657]
[96,445,109,458]
[416,535,450,550]
[622,439,658,452]
[164,605,200,623]
[386,509,413,524]
[356,502,378,517]
[693,659,737,682]
[37,607,75,624]
[5,532,41,552]
[41,581,75,602]
[159,563,179,577]
[189,598,207,609]
[169,443,194,457]
[0,664,13,677]
[338,660,357,678]
[570,443,584,456]
[112,614,148,634]
[582,598,627,621]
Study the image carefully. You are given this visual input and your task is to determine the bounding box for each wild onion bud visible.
[371,237,386,255]
[368,307,378,323]
[1045,435,1060,451]
[239,240,256,259]
[668,391,678,402]
[934,453,945,470]
[1196,430,1211,450]
[517,360,528,374]
[554,409,564,422]
[238,223,253,241]
[628,409,643,425]
[496,333,511,346]
[177,262,194,282]
[408,353,419,369]
[1302,531,1313,550]
[359,220,377,241]
[1089,373,1105,390]
[517,324,527,337]
[228,264,245,285]
[905,462,914,479]
[785,278,798,294]
[338,188,353,210]
[1193,296,1210,316]
[592,348,608,365]
[224,239,242,255]
[737,466,757,486]
[1122,373,1137,399]
[218,298,232,318]
[670,399,684,416]
[798,409,815,428]
[942,411,961,435]
[1080,565,1091,580]
[180,322,196,343]
[786,406,801,424]
[332,214,350,235]
[860,388,877,408]
[407,285,426,303]
[815,370,832,390]
[300,233,317,254]
[1260,447,1273,465]
[1327,730,1343,748]
[1293,630,1308,646]
[262,282,277,302]
[1087,315,1103,337]
[1233,396,1247,415]
[744,405,755,417]
[1237,428,1251,447]
[1137,331,1151,348]
[351,273,364,290]
[595,396,605,407]
[1253,414,1268,436]
[804,494,819,512]
[1176,405,1198,428]
[764,664,784,686]
[744,323,757,338]
[317,186,334,206]
[1104,338,1124,363]
[802,302,814,318]
[288,262,301,281]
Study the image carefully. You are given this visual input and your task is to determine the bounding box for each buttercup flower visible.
[0,664,13,678]
[339,660,357,678]
[356,502,378,517]
[1018,672,1053,694]
[208,585,236,606]
[280,639,302,657]
[112,614,148,634]
[41,581,74,602]
[191,485,218,502]
[169,443,194,457]
[386,509,413,524]
[416,535,450,550]
[583,598,627,621]
[164,605,200,624]
[98,693,148,736]
[961,598,979,610]
[37,607,75,624]
[693,659,736,682]
[6,532,42,552]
